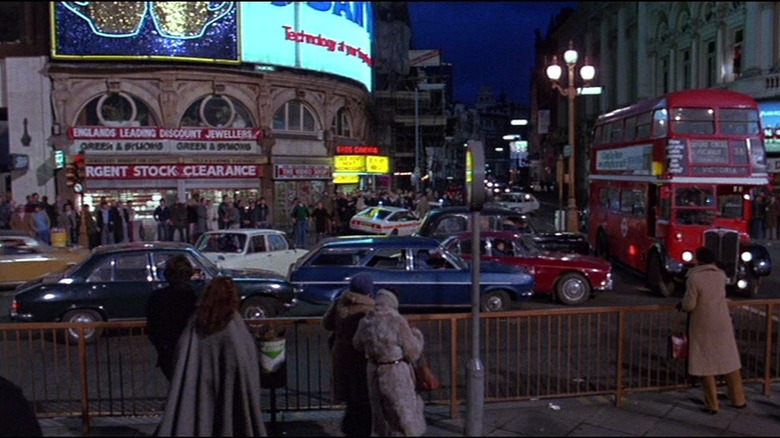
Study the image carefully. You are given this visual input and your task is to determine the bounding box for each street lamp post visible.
[545,41,595,233]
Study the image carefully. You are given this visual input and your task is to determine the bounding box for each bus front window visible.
[676,209,715,225]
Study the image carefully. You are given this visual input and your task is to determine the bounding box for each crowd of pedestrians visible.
[750,189,780,240]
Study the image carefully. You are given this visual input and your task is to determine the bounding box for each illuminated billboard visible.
[240,2,373,91]
[51,2,239,63]
[50,2,374,90]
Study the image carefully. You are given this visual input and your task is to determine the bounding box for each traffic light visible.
[74,153,86,182]
[65,163,78,187]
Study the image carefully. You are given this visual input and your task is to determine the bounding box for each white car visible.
[349,206,423,236]
[194,229,306,276]
[492,191,541,214]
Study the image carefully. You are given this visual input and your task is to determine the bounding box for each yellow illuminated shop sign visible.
[334,155,365,172]
[334,155,389,173]
[366,156,389,173]
[333,174,360,184]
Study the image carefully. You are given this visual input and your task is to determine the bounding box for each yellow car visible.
[0,230,90,289]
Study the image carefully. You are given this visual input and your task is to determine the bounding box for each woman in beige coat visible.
[679,246,746,414]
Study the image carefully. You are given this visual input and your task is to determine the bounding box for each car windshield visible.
[196,233,246,253]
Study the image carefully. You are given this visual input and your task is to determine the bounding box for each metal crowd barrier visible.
[1,300,778,432]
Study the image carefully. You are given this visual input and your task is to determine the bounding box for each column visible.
[636,2,651,100]
[616,5,628,105]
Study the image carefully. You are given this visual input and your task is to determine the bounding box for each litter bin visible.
[51,228,68,247]
[258,333,287,428]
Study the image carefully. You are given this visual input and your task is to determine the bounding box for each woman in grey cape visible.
[156,277,267,436]
[353,289,426,436]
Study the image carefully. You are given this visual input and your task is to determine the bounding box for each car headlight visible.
[741,251,753,262]
[682,251,694,262]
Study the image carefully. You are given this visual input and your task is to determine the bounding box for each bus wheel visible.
[647,252,675,297]
[555,272,591,306]
[595,230,609,260]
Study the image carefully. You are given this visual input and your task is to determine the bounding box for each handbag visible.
[414,356,441,391]
[668,332,688,360]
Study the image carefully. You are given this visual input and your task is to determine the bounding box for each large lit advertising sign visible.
[760,101,780,154]
[240,2,374,91]
[52,2,239,62]
[51,2,374,89]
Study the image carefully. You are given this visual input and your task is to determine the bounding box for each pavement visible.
[38,382,780,436]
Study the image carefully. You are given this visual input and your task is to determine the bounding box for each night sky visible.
[408,2,578,107]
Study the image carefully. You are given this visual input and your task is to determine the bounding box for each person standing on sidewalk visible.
[678,246,747,415]
[322,272,376,437]
[156,277,267,436]
[291,198,310,248]
[353,288,427,436]
[146,255,198,382]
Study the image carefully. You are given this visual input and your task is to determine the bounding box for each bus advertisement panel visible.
[587,89,772,298]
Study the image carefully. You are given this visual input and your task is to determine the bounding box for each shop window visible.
[273,100,319,132]
[181,95,254,128]
[331,107,352,137]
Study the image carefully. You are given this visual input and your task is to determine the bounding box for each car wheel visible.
[647,251,676,298]
[595,230,609,260]
[555,272,591,306]
[241,296,277,320]
[480,290,509,312]
[62,309,103,344]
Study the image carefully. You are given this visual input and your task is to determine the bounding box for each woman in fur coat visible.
[353,289,426,436]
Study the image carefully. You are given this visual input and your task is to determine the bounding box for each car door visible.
[404,247,468,306]
[84,251,155,320]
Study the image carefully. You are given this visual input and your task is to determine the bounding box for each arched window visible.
[273,100,318,132]
[331,107,352,137]
[180,95,254,128]
[75,92,157,126]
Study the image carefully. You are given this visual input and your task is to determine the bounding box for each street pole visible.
[566,64,578,233]
[414,87,421,193]
[465,210,484,436]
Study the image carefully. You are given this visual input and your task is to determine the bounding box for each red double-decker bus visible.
[587,89,772,297]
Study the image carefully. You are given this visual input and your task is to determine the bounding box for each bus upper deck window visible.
[671,107,715,135]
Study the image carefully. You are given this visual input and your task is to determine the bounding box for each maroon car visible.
[442,231,613,306]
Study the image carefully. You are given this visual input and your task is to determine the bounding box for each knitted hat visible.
[349,272,374,296]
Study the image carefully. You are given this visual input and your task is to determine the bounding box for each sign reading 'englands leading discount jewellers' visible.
[68,126,265,155]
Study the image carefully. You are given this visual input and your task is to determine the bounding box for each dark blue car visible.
[10,242,300,343]
[288,235,535,312]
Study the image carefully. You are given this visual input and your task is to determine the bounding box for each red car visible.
[441,231,613,306]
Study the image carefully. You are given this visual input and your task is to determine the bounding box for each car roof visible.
[91,241,195,255]
[360,205,409,212]
[201,228,284,236]
[449,230,525,240]
[316,235,441,249]
[423,205,525,219]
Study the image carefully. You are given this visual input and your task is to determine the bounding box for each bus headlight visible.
[740,251,753,262]
[682,251,694,262]
[737,279,749,289]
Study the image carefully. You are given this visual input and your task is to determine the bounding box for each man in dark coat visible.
[322,272,375,436]
[0,375,42,436]
[146,255,198,382]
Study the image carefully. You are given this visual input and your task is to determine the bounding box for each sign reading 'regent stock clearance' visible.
[51,2,374,91]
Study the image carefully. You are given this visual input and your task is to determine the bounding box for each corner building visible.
[4,2,376,231]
